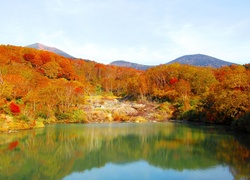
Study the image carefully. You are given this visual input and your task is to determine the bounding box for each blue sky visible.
[0,0,249,65]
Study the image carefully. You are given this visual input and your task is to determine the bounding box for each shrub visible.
[36,112,48,119]
[37,117,45,122]
[180,109,200,121]
[20,115,29,122]
[157,102,172,113]
[34,121,45,128]
[9,102,20,115]
[73,110,86,122]
[44,116,56,124]
[55,112,71,120]
[153,113,165,121]
[112,112,130,122]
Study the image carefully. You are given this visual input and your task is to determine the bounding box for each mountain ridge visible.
[110,60,153,70]
[166,54,234,68]
[110,54,235,70]
[26,43,75,59]
[26,43,236,69]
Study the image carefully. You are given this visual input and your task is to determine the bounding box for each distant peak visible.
[166,54,235,68]
[26,43,75,59]
[28,42,43,46]
[27,43,52,49]
[110,60,153,70]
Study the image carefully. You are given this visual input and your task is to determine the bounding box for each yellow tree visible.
[201,65,250,124]
[3,74,29,99]
[175,79,191,111]
[0,71,13,104]
[41,61,61,79]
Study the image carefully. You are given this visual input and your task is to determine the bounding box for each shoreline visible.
[1,119,242,135]
[1,97,248,134]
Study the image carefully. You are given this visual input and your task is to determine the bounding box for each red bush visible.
[170,77,178,85]
[9,102,20,115]
[75,87,83,94]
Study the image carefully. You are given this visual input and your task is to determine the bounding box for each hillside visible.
[167,54,234,68]
[0,44,249,133]
[110,60,153,70]
[26,43,75,59]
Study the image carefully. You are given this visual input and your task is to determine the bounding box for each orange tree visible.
[199,65,250,126]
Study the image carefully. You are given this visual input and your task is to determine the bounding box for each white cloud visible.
[152,20,250,64]
[1,0,249,65]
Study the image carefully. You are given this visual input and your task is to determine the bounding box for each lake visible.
[0,122,249,179]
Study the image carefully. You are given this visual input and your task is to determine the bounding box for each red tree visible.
[23,53,35,61]
[170,77,178,85]
[9,102,21,115]
[75,87,83,94]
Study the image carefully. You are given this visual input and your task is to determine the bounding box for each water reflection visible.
[0,122,249,179]
[64,161,234,180]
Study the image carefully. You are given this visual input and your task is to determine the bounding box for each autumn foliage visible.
[170,77,178,85]
[9,102,20,115]
[0,44,249,132]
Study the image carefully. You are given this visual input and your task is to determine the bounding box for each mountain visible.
[110,54,234,70]
[167,54,234,68]
[26,43,75,59]
[110,60,153,70]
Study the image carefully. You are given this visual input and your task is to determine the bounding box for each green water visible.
[0,122,249,180]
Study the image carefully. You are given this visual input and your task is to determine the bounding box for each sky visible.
[0,0,249,65]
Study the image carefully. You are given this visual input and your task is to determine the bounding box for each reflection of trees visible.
[215,139,250,180]
[0,123,249,179]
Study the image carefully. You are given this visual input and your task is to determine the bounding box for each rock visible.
[112,106,137,116]
[132,104,145,110]
[0,114,13,123]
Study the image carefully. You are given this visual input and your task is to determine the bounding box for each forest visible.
[0,45,249,132]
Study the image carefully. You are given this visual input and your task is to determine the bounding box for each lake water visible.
[0,122,249,180]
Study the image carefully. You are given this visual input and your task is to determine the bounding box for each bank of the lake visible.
[0,98,171,133]
[0,96,249,133]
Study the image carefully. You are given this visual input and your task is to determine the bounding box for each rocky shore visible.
[82,97,170,123]
[0,96,171,133]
